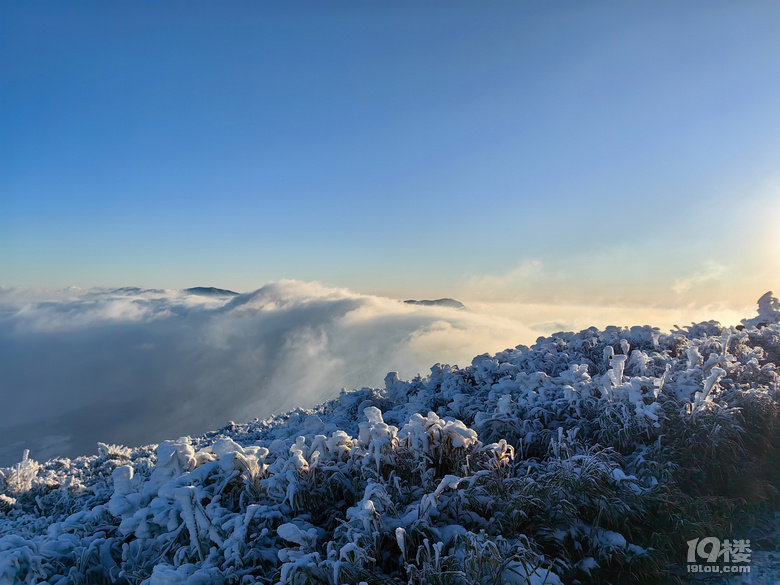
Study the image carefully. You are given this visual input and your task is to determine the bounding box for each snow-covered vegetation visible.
[2,295,780,584]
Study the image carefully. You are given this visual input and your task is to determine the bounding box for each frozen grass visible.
[2,296,780,584]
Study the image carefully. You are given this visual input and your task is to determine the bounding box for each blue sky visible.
[3,1,780,306]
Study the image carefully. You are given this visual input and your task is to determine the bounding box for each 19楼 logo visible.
[686,537,752,574]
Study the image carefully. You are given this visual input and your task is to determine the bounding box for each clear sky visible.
[3,1,780,308]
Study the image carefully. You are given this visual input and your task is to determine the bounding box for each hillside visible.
[2,295,780,584]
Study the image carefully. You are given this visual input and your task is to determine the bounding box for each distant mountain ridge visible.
[105,287,165,295]
[184,286,240,297]
[404,297,467,310]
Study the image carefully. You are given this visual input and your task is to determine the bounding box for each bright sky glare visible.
[2,1,780,309]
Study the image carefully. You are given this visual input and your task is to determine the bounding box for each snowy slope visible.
[1,295,780,584]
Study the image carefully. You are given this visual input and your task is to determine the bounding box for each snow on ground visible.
[1,293,780,583]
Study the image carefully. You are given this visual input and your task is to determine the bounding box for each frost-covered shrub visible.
[3,451,40,495]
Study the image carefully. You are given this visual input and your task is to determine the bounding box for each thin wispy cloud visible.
[460,260,548,301]
[672,262,727,295]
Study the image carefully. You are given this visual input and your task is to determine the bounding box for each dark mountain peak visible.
[184,287,240,297]
[404,298,467,310]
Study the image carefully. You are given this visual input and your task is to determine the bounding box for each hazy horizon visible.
[0,277,764,328]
